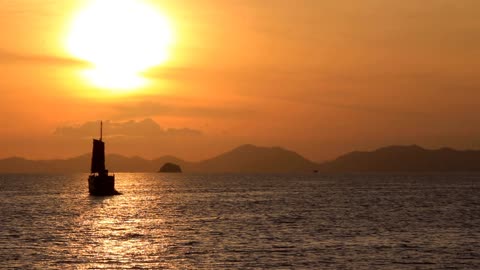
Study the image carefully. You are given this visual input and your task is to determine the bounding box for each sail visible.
[91,139,106,173]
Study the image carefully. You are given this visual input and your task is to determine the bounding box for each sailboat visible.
[88,122,120,196]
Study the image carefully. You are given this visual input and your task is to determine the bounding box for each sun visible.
[66,0,173,91]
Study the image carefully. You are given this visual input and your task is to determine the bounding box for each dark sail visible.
[91,139,106,173]
[88,121,119,196]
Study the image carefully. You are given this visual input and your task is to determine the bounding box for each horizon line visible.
[2,143,480,164]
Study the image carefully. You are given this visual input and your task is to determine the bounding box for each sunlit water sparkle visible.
[0,173,479,269]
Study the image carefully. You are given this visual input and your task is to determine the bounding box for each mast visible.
[100,121,103,141]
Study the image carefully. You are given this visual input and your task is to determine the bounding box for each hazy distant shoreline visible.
[3,144,480,174]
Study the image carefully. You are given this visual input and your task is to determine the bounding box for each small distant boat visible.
[88,122,120,196]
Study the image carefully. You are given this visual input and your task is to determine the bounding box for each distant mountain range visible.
[318,145,480,172]
[0,144,318,173]
[2,144,480,173]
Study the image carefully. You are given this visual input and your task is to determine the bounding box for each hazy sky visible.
[1,0,480,161]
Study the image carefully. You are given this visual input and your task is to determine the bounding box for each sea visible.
[0,173,479,269]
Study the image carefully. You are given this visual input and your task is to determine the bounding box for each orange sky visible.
[1,0,480,161]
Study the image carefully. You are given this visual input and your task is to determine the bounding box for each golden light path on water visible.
[1,173,479,268]
[74,174,173,268]
[66,0,173,92]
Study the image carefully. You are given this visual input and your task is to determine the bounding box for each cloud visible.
[54,118,202,138]
[0,49,89,67]
[112,101,254,119]
[321,102,432,119]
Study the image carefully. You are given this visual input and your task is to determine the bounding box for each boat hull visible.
[88,174,120,196]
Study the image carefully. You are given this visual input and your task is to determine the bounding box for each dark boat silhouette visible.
[88,122,120,196]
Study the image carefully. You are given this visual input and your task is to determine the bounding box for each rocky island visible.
[158,163,182,173]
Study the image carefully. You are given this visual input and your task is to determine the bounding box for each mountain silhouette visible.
[318,145,480,172]
[3,144,480,173]
[0,144,316,173]
[188,144,318,173]
[0,154,186,173]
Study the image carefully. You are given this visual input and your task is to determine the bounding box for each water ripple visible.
[0,173,479,269]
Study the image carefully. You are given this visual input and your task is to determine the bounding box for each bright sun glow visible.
[67,0,173,91]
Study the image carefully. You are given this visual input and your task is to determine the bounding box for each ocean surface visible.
[0,173,479,269]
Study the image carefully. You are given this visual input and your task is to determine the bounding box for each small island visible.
[158,163,182,173]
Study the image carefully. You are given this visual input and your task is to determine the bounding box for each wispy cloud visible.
[111,101,255,119]
[54,118,202,138]
[0,49,89,67]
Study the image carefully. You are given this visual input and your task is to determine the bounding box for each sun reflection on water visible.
[74,174,177,268]
[1,173,479,269]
